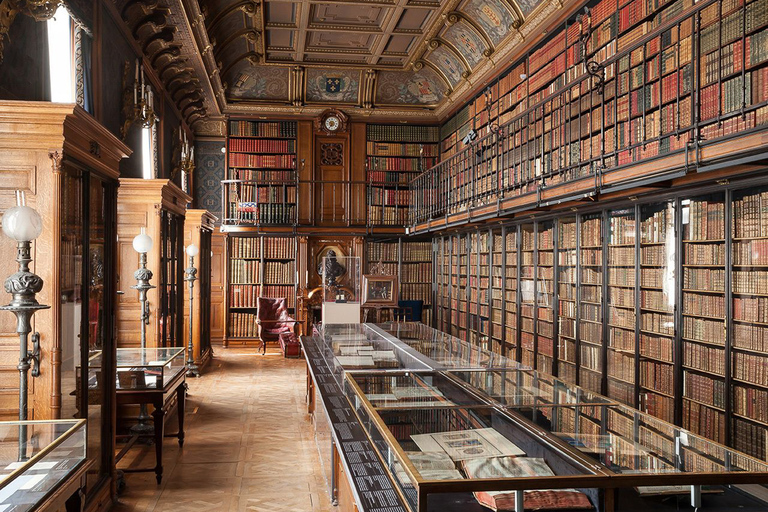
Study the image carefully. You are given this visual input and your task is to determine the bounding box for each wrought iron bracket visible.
[28,333,41,378]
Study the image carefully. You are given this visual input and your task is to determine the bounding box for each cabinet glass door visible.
[579,213,603,393]
[557,217,577,383]
[59,166,114,497]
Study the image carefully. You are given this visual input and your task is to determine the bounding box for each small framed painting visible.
[362,275,398,306]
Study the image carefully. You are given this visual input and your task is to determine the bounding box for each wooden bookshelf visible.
[606,208,637,407]
[365,238,433,325]
[521,223,536,368]
[579,213,604,394]
[537,221,556,374]
[224,120,298,227]
[226,235,297,344]
[638,201,676,423]
[681,193,727,444]
[366,124,439,226]
[491,229,505,354]
[505,226,519,358]
[557,217,578,384]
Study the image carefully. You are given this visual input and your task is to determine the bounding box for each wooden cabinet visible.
[116,179,191,349]
[0,101,129,508]
[183,209,216,371]
[209,232,227,345]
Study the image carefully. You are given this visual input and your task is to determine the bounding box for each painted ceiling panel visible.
[442,20,488,69]
[305,68,361,103]
[426,45,467,86]
[306,31,375,51]
[376,67,448,105]
[461,0,516,46]
[310,3,387,27]
[266,29,294,49]
[226,62,291,101]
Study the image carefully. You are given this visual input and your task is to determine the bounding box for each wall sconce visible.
[179,130,195,194]
[0,191,49,421]
[121,59,157,139]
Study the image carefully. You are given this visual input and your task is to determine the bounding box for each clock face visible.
[324,116,340,132]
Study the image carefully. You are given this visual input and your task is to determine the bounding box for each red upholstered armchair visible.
[256,297,298,355]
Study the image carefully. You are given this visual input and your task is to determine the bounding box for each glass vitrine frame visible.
[0,419,88,512]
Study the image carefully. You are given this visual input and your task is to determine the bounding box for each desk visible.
[112,348,187,484]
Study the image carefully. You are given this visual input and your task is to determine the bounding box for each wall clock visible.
[315,109,348,134]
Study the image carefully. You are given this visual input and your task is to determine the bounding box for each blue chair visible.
[397,300,423,322]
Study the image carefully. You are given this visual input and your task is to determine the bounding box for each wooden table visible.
[115,367,186,484]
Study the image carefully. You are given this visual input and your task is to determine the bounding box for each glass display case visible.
[341,359,768,512]
[91,348,185,390]
[0,420,87,512]
[322,255,361,324]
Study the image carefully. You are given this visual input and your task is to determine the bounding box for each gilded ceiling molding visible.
[223,102,440,120]
[362,69,376,109]
[181,0,227,117]
[504,0,527,25]
[408,0,466,67]
[212,27,260,60]
[203,0,259,34]
[194,116,227,138]
[289,66,304,107]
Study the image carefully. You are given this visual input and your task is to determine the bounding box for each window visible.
[47,6,74,103]
[142,126,154,179]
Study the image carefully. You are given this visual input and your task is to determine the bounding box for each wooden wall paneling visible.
[116,179,190,348]
[0,102,128,423]
[183,210,216,369]
[209,231,227,345]
[314,136,349,225]
[350,122,366,226]
[297,121,314,225]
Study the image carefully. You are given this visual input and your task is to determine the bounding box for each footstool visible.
[279,332,301,358]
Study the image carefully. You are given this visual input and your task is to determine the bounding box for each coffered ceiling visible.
[122,0,570,131]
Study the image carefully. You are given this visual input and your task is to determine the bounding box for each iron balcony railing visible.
[221,178,412,228]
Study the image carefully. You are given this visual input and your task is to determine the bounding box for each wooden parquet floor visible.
[112,348,334,512]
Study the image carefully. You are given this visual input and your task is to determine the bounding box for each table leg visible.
[152,406,166,484]
[177,383,186,447]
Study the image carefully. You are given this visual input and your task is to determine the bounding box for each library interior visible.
[1,0,768,510]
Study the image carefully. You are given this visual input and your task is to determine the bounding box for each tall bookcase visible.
[226,235,296,344]
[366,124,439,226]
[491,229,505,354]
[358,239,436,325]
[224,120,298,227]
[430,179,768,461]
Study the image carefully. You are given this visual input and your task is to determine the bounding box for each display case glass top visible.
[92,348,185,390]
[0,419,87,512]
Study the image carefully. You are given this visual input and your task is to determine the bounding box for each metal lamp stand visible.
[1,240,49,460]
[131,251,156,436]
[184,254,199,377]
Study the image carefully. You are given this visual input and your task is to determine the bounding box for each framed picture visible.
[362,275,398,306]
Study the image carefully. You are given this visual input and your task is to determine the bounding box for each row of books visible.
[227,139,295,154]
[264,261,295,284]
[368,242,399,262]
[733,190,768,237]
[368,171,417,185]
[230,204,296,225]
[230,285,261,308]
[369,188,409,206]
[684,372,726,410]
[734,296,768,323]
[231,238,260,259]
[229,153,295,169]
[229,312,258,338]
[401,263,432,283]
[230,261,259,283]
[732,351,767,385]
[229,120,296,138]
[366,142,439,157]
[368,207,408,225]
[233,186,296,203]
[682,399,726,443]
[229,169,295,182]
[400,283,431,303]
[366,125,440,142]
[261,286,296,308]
[264,237,296,259]
[367,157,437,172]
